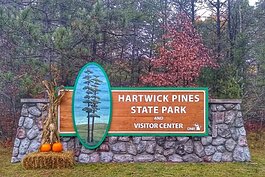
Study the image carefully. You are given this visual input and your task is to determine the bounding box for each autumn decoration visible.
[21,66,74,169]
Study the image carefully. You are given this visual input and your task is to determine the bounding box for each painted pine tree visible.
[82,69,93,143]
[90,76,102,142]
[82,70,102,143]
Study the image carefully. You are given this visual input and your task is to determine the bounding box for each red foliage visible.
[140,14,217,87]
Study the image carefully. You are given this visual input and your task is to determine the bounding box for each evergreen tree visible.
[82,69,102,143]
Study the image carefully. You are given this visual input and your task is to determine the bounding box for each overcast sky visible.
[197,0,259,19]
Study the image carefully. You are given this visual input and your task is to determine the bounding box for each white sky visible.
[197,0,259,19]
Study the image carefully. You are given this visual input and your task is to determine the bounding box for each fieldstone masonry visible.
[11,99,251,163]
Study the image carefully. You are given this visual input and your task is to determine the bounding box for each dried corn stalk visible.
[41,79,65,145]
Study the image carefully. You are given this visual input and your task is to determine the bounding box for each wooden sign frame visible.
[58,87,208,137]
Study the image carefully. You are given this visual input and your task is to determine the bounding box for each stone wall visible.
[11,99,251,163]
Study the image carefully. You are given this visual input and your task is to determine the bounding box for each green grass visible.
[76,123,107,145]
[1,136,265,177]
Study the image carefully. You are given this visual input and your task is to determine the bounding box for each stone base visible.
[11,99,251,163]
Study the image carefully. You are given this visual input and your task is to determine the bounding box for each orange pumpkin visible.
[40,143,51,152]
[52,142,63,152]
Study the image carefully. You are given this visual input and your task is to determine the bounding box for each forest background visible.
[0,0,264,142]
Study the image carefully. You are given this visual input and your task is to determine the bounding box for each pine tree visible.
[82,69,102,143]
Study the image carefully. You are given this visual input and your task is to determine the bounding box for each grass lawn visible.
[0,136,265,177]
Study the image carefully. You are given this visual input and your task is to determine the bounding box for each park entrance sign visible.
[109,88,207,136]
[58,62,208,149]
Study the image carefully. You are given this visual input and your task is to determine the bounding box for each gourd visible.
[40,143,51,152]
[52,142,63,152]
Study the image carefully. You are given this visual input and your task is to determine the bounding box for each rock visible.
[111,142,126,153]
[136,141,146,153]
[216,105,226,111]
[238,127,246,136]
[233,145,245,162]
[225,110,236,124]
[134,155,154,162]
[90,153,100,162]
[203,156,212,162]
[28,106,42,117]
[212,152,222,162]
[155,145,164,154]
[16,127,26,139]
[217,146,226,153]
[113,154,133,162]
[75,149,81,157]
[225,139,237,151]
[18,117,25,127]
[168,154,183,162]
[62,142,68,151]
[218,124,231,138]
[142,136,156,141]
[212,123,218,138]
[164,141,175,149]
[237,111,242,117]
[192,137,201,141]
[156,137,166,146]
[146,141,156,154]
[108,137,118,144]
[132,137,142,144]
[184,140,193,153]
[27,140,40,153]
[118,137,130,142]
[205,145,216,156]
[12,147,19,157]
[212,137,226,146]
[177,137,189,143]
[100,152,113,162]
[17,154,26,161]
[163,149,175,156]
[79,153,90,163]
[61,137,71,142]
[36,103,46,111]
[244,147,251,161]
[14,138,20,147]
[67,139,75,150]
[21,105,28,116]
[201,137,212,146]
[230,128,239,141]
[223,104,235,110]
[182,154,202,162]
[36,118,43,130]
[23,117,34,129]
[19,138,30,154]
[238,136,247,147]
[81,146,94,154]
[154,154,167,162]
[212,112,225,124]
[166,137,177,141]
[211,105,217,112]
[99,143,110,152]
[11,157,20,163]
[176,145,185,155]
[234,117,244,128]
[27,125,39,140]
[75,138,82,149]
[127,142,137,155]
[222,152,233,162]
[36,133,42,143]
[194,141,205,157]
[233,104,241,110]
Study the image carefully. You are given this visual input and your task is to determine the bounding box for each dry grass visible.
[21,151,75,169]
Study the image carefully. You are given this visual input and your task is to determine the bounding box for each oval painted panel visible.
[73,62,112,149]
